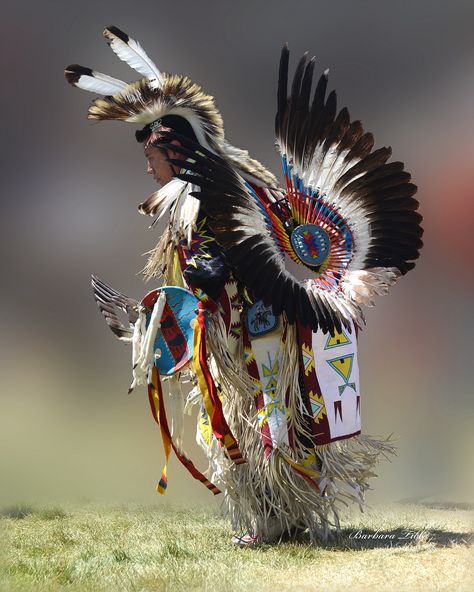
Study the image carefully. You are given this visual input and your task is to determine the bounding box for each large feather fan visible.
[160,46,422,334]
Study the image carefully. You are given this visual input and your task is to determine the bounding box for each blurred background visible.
[0,0,473,511]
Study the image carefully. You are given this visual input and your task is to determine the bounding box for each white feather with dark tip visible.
[64,64,127,95]
[103,26,162,89]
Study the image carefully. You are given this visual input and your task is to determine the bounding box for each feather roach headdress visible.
[65,26,276,189]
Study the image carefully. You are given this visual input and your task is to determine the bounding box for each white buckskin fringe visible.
[196,309,397,543]
[223,431,396,543]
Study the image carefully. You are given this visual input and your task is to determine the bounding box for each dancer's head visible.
[136,115,198,187]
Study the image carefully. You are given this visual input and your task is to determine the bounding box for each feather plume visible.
[64,64,127,95]
[103,25,162,89]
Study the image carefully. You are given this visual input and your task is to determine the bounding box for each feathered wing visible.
[275,45,423,321]
[91,275,139,341]
[163,133,347,335]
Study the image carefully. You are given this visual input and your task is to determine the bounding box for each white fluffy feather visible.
[169,182,200,246]
[342,268,401,306]
[142,178,188,220]
[305,279,365,328]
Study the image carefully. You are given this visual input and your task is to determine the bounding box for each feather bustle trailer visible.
[273,45,422,324]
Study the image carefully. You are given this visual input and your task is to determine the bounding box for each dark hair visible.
[135,114,199,144]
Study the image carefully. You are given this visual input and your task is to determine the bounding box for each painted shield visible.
[141,286,203,376]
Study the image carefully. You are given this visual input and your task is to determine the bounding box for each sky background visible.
[1,0,473,511]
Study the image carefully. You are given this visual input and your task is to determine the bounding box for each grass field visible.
[1,501,472,592]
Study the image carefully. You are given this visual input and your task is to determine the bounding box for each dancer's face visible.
[144,140,182,187]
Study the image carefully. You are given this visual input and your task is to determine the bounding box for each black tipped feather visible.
[65,64,93,85]
[104,25,129,43]
[276,44,290,136]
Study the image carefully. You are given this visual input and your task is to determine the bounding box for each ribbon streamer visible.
[147,365,221,495]
[192,302,245,464]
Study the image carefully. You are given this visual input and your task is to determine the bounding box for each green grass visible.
[1,502,472,592]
